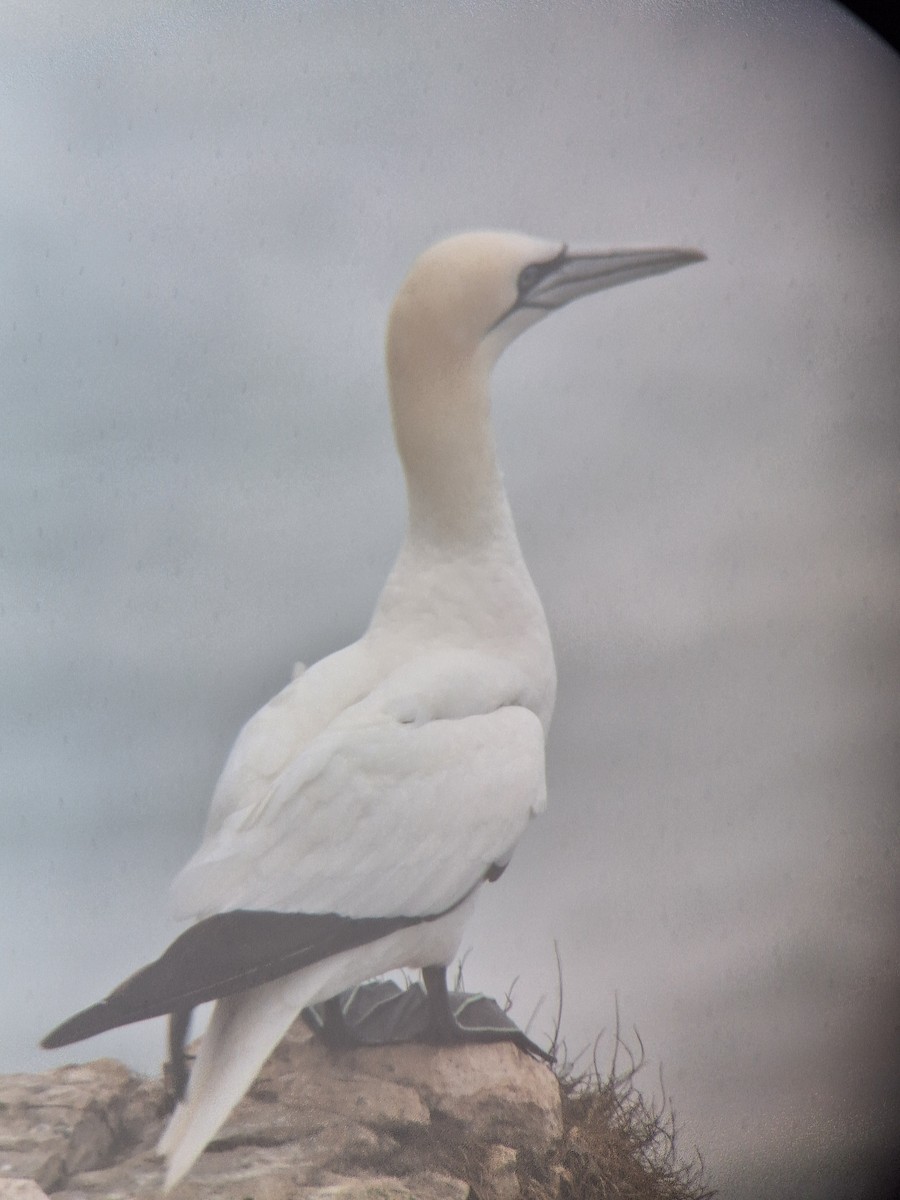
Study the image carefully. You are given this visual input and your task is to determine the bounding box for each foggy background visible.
[2,4,898,1197]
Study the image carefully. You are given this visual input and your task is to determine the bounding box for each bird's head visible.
[386,230,705,388]
[384,230,705,542]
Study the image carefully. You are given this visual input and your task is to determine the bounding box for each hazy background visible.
[2,4,898,1197]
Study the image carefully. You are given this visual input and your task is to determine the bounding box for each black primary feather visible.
[40,908,420,1049]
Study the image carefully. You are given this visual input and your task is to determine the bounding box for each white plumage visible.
[42,231,704,1189]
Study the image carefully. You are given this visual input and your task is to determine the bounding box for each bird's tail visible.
[159,971,312,1191]
[157,922,451,1189]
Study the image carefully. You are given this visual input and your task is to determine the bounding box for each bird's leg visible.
[160,1006,193,1113]
[316,996,357,1048]
[422,965,462,1042]
[422,965,554,1062]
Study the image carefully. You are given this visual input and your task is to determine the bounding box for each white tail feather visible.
[160,975,307,1191]
[157,915,469,1189]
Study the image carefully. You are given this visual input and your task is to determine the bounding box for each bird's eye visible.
[517,263,544,294]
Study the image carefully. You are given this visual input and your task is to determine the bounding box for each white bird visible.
[42,231,704,1189]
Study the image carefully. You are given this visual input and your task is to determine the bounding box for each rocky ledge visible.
[0,1022,562,1199]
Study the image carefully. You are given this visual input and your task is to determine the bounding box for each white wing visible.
[170,649,547,923]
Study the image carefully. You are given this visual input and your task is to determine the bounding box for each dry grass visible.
[516,954,716,1200]
[440,952,718,1199]
[521,1029,715,1199]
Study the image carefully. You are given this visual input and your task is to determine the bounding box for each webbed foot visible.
[303,969,553,1063]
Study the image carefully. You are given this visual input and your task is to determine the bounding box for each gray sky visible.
[2,4,899,1197]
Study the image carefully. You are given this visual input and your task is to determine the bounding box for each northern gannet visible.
[42,231,704,1188]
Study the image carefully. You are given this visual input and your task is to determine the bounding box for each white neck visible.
[394,372,512,551]
[372,288,556,728]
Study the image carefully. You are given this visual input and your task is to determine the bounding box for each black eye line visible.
[485,245,569,336]
[517,244,568,297]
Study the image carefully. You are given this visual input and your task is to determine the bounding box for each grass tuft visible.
[526,1026,715,1199]
[516,948,716,1200]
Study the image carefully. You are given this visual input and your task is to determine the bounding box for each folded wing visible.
[43,652,547,1053]
[170,652,547,924]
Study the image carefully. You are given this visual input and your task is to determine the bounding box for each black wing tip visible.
[40,902,468,1053]
[41,1002,115,1050]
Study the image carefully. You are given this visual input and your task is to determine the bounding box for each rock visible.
[301,1175,468,1199]
[481,1144,520,1200]
[0,1182,51,1200]
[338,1039,563,1151]
[0,1059,163,1193]
[2,1019,561,1197]
[236,1029,431,1144]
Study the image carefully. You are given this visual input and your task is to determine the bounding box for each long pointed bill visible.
[525,245,706,313]
[487,243,705,338]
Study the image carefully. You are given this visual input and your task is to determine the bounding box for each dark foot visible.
[303,972,553,1063]
[423,965,554,1062]
[159,1006,193,1114]
[303,980,432,1046]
